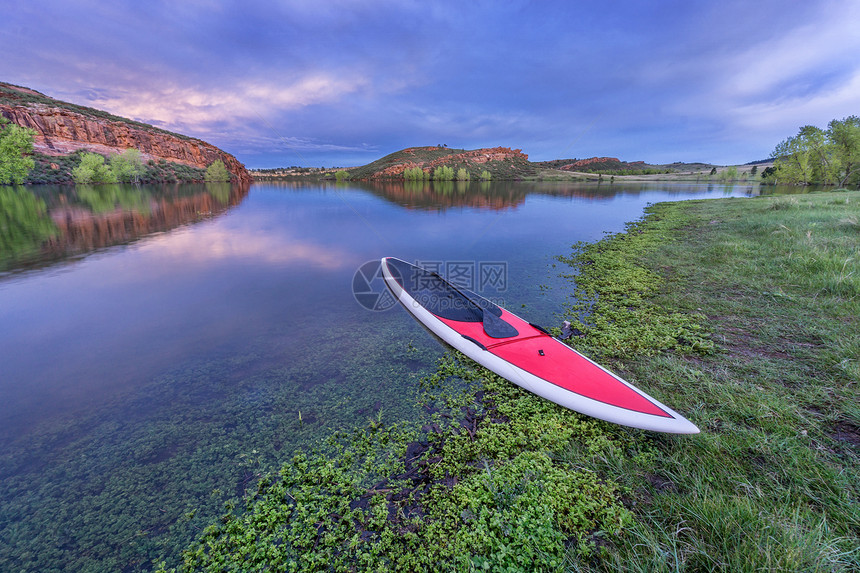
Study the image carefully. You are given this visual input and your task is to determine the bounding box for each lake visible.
[0,179,763,571]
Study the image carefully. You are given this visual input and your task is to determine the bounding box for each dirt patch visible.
[645,473,678,494]
[715,323,822,363]
[830,421,860,447]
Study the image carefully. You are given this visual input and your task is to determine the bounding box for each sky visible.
[3,0,860,169]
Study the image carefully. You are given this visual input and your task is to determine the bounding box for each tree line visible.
[403,166,492,181]
[767,116,859,187]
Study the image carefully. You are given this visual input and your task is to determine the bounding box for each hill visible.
[346,146,536,180]
[533,156,702,175]
[327,148,726,182]
[0,82,250,184]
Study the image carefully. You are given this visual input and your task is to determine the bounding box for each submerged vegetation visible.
[160,355,640,572]
[0,321,439,572]
[162,190,859,571]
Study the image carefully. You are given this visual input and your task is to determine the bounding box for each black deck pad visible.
[386,258,502,322]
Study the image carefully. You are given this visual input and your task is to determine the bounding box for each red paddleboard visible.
[381,257,699,434]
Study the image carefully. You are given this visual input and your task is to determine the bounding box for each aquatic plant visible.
[161,353,637,572]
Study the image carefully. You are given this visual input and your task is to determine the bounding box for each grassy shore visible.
[559,191,859,571]
[162,191,858,572]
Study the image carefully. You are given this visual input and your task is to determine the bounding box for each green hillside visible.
[346,146,536,180]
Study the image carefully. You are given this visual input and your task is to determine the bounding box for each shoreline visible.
[163,190,859,571]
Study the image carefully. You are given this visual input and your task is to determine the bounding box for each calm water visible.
[0,179,761,571]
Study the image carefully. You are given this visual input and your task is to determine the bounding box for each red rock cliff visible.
[0,84,250,183]
[373,147,530,178]
[559,157,620,171]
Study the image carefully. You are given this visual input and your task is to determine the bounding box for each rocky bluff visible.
[366,146,531,179]
[0,82,250,183]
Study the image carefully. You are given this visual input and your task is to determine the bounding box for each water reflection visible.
[273,179,768,211]
[1,181,250,274]
[0,186,57,261]
[2,179,825,276]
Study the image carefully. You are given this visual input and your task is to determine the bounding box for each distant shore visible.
[249,162,776,184]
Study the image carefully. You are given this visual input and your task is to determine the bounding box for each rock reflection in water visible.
[1,181,250,273]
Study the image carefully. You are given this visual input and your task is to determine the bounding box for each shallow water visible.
[0,179,767,570]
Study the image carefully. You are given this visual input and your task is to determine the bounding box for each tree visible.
[720,166,739,182]
[0,117,37,185]
[456,168,470,181]
[827,115,860,187]
[72,152,117,184]
[769,117,860,187]
[771,127,819,185]
[480,170,492,180]
[205,160,231,182]
[433,166,455,181]
[404,167,425,181]
[110,149,146,183]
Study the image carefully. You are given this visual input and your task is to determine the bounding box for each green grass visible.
[564,191,860,572]
[162,191,859,572]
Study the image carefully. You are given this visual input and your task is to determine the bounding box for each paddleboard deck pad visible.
[381,257,699,434]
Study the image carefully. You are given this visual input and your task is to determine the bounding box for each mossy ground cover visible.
[163,190,858,571]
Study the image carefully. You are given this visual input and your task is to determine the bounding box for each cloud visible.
[675,6,859,119]
[729,71,860,131]
[86,74,369,132]
[139,225,349,270]
[5,0,860,167]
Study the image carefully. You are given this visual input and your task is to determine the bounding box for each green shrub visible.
[403,166,426,181]
[433,165,455,181]
[109,149,145,183]
[72,152,117,184]
[719,166,739,181]
[0,117,36,184]
[204,160,231,182]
